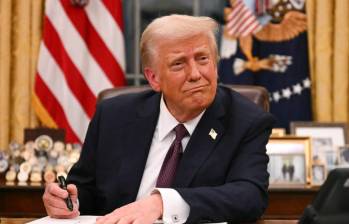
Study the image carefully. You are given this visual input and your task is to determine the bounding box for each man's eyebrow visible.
[194,47,210,54]
[165,46,211,61]
[166,53,186,62]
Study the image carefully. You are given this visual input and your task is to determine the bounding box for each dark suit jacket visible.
[67,86,275,223]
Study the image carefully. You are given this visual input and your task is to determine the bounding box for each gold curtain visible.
[307,0,349,122]
[0,0,44,149]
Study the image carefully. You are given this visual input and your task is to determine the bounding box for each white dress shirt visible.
[136,96,204,224]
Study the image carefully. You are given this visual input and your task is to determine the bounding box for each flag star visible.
[293,83,303,95]
[273,91,281,102]
[303,78,311,88]
[282,88,292,99]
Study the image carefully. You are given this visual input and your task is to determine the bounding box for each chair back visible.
[97,84,269,112]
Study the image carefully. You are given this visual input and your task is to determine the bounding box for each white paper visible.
[26,216,98,224]
[26,216,226,224]
[26,216,167,224]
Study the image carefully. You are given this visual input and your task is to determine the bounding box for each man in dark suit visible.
[43,14,275,223]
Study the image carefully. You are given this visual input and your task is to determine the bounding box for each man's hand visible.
[96,193,163,224]
[42,182,80,218]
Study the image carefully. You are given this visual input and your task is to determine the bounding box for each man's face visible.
[145,34,218,121]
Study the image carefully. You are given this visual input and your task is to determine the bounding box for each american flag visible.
[33,0,126,143]
[225,0,262,37]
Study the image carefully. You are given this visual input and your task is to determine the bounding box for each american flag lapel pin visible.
[209,128,217,140]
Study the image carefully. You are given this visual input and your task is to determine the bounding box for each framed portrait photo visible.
[290,122,348,172]
[266,136,311,187]
[338,145,349,167]
[271,128,286,137]
[311,164,327,186]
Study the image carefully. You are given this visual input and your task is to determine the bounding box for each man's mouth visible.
[185,85,208,93]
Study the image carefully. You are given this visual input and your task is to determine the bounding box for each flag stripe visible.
[60,0,125,86]
[43,17,96,118]
[236,14,255,33]
[228,8,251,34]
[34,0,126,143]
[225,0,261,37]
[46,0,114,96]
[227,10,250,35]
[35,75,80,143]
[241,20,261,37]
[85,0,126,72]
[226,3,245,29]
[228,8,250,30]
[227,1,243,21]
[236,15,259,36]
[102,0,124,31]
[37,44,90,142]
[231,2,247,21]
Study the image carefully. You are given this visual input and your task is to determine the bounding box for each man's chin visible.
[186,98,211,111]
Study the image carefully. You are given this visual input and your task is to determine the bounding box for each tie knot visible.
[174,124,188,141]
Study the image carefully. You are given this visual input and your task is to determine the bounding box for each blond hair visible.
[140,14,219,69]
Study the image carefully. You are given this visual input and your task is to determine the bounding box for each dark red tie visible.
[156,124,189,187]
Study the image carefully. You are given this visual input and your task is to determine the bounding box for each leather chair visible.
[97,84,270,112]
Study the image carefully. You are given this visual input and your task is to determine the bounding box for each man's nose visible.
[188,62,202,82]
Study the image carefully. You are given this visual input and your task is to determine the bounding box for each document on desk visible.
[26,216,166,224]
[26,216,98,224]
[27,216,227,224]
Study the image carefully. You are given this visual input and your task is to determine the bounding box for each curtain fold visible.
[333,0,349,122]
[0,0,44,149]
[0,0,13,149]
[307,0,349,123]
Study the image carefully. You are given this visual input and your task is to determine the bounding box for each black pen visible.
[58,175,74,211]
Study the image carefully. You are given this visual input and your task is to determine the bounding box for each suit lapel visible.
[116,92,160,204]
[173,90,228,187]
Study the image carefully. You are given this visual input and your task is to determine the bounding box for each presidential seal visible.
[35,135,53,152]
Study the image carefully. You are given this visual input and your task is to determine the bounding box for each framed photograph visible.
[290,122,348,173]
[266,136,311,187]
[311,164,327,186]
[271,128,286,137]
[338,145,349,167]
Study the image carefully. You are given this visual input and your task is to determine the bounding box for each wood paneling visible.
[0,179,318,220]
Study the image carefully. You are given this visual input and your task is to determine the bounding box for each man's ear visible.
[144,67,161,92]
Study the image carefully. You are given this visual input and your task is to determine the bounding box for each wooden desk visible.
[0,179,45,218]
[0,218,297,224]
[0,180,318,220]
[0,218,36,224]
[264,186,318,220]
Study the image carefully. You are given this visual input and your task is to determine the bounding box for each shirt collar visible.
[157,95,205,141]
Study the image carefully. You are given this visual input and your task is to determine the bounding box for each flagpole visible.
[134,0,141,86]
[193,0,200,16]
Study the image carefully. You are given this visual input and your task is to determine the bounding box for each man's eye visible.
[171,62,184,70]
[198,56,209,63]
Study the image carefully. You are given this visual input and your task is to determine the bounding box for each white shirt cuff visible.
[153,188,190,224]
